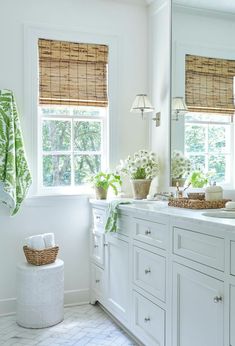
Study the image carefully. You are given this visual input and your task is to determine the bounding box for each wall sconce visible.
[172,97,188,121]
[130,94,161,127]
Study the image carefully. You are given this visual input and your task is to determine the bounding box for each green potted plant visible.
[188,170,210,188]
[90,172,122,200]
[117,150,159,199]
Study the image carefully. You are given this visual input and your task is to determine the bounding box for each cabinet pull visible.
[213,296,223,303]
[145,229,151,235]
[95,279,100,283]
[145,268,151,274]
[94,244,99,248]
[104,243,108,247]
[144,317,150,322]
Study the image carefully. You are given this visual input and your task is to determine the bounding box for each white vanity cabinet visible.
[172,263,224,346]
[105,232,130,324]
[230,285,235,346]
[90,201,235,346]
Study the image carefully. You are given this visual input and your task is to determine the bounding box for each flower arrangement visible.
[117,150,159,180]
[171,150,191,179]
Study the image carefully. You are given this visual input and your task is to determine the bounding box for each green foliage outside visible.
[185,123,227,183]
[42,118,102,187]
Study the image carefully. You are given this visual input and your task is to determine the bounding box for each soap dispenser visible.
[205,182,223,201]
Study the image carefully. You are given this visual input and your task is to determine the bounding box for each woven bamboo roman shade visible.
[185,54,235,114]
[38,39,108,107]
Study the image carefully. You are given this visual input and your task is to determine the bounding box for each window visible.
[184,54,235,186]
[38,39,108,192]
[184,113,233,184]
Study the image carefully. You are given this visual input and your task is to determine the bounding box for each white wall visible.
[149,0,171,191]
[0,0,148,315]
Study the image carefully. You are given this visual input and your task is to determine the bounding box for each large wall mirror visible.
[171,0,235,188]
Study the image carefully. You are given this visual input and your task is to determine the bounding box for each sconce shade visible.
[130,94,154,115]
[172,97,188,113]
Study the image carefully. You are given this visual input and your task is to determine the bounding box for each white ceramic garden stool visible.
[16,259,64,328]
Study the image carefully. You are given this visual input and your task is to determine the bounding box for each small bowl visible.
[225,201,235,210]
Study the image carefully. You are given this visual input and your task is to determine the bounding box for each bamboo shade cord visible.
[38,38,108,107]
[185,54,235,115]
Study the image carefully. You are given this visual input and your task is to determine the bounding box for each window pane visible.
[41,106,70,116]
[208,125,226,153]
[74,155,101,185]
[74,121,101,151]
[72,107,101,117]
[43,155,71,186]
[185,112,231,123]
[43,120,71,151]
[185,125,205,152]
[188,155,205,171]
[208,155,225,182]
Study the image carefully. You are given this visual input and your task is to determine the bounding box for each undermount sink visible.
[202,211,235,219]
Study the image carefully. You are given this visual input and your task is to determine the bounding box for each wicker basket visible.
[23,246,59,266]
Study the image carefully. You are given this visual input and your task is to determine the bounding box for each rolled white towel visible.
[43,233,55,248]
[26,235,45,250]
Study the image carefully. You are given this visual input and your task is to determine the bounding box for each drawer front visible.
[230,241,235,276]
[91,231,104,267]
[173,227,225,271]
[91,264,105,297]
[134,218,167,250]
[133,291,165,346]
[134,246,166,301]
[93,208,106,231]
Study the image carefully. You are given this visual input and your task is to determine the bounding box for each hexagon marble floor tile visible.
[0,304,138,346]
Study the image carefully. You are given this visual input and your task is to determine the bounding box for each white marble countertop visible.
[90,199,235,230]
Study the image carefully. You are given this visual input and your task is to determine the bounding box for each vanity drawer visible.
[91,264,105,297]
[134,218,167,250]
[133,291,165,346]
[91,231,104,267]
[93,208,106,231]
[230,241,235,276]
[133,246,166,301]
[173,227,225,271]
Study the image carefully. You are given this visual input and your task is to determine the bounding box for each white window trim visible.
[24,24,119,196]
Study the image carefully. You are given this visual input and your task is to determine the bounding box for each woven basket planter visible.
[23,246,59,266]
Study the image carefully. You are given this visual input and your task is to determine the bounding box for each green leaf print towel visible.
[0,89,32,215]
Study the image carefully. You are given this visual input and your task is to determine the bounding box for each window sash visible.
[38,108,107,190]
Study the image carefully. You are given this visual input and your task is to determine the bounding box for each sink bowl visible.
[202,211,235,219]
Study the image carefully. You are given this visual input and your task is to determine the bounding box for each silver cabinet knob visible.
[94,244,99,248]
[96,215,101,220]
[144,317,150,322]
[145,229,151,235]
[104,243,108,247]
[145,268,151,274]
[95,279,100,283]
[213,296,223,303]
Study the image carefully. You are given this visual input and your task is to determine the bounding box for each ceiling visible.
[174,0,235,14]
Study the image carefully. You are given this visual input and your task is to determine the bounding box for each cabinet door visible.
[105,234,129,324]
[173,263,224,346]
[230,285,235,346]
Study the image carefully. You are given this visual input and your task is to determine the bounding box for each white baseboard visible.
[0,288,90,317]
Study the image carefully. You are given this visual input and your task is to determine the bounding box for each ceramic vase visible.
[95,186,108,200]
[131,179,152,200]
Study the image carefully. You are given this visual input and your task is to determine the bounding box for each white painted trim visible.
[24,23,119,196]
[0,289,90,317]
